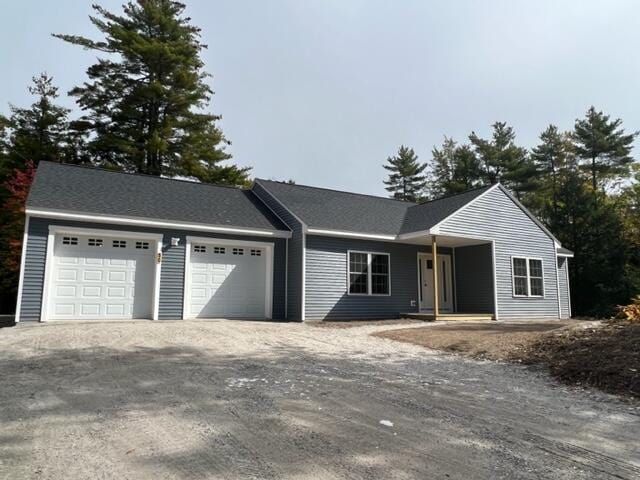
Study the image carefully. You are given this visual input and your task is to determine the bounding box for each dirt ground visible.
[372,320,586,360]
[1,320,639,479]
[373,320,639,399]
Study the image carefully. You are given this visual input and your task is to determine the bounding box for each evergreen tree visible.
[469,122,536,198]
[573,106,637,192]
[6,73,70,169]
[383,145,426,202]
[530,125,574,222]
[429,138,481,197]
[54,0,248,185]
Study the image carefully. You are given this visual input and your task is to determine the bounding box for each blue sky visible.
[1,0,639,195]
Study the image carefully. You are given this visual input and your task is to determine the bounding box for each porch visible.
[401,312,495,322]
[402,232,497,322]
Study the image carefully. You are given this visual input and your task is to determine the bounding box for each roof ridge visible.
[256,178,416,205]
[38,161,246,191]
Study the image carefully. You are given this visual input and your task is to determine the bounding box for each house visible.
[15,161,573,323]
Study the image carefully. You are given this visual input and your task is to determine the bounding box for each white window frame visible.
[347,250,391,296]
[511,256,544,298]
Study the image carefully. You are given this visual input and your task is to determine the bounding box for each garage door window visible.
[136,241,150,250]
[213,247,225,254]
[62,236,78,245]
[233,248,244,255]
[88,238,103,247]
[194,245,207,253]
[250,249,262,256]
[113,240,127,248]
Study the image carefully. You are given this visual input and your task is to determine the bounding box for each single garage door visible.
[46,232,157,320]
[186,240,271,319]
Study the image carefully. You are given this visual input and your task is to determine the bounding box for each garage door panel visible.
[47,233,155,320]
[188,242,269,319]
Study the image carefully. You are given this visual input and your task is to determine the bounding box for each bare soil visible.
[307,318,421,329]
[374,320,640,399]
[1,320,638,479]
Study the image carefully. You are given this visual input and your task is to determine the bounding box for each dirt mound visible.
[515,321,640,398]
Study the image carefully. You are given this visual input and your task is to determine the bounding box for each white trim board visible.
[183,236,274,320]
[14,215,30,323]
[27,208,291,238]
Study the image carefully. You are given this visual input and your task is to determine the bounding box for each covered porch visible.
[401,233,497,321]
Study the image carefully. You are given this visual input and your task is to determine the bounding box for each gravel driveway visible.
[0,320,638,479]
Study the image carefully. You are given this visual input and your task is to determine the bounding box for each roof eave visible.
[25,207,292,239]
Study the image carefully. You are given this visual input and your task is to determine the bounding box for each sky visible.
[1,0,639,196]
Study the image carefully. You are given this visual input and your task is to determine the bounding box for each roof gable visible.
[255,179,413,235]
[28,162,289,232]
[399,185,494,235]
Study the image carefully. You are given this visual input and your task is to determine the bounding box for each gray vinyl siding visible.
[454,244,494,313]
[304,235,451,320]
[18,217,287,322]
[252,181,303,320]
[437,186,560,319]
[557,257,571,318]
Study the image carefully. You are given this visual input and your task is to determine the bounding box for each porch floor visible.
[401,312,495,322]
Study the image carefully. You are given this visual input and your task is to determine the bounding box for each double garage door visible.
[45,231,271,321]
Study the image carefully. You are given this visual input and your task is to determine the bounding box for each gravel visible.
[0,319,639,479]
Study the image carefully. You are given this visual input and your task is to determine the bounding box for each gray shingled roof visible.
[256,179,492,236]
[256,179,414,235]
[28,162,289,232]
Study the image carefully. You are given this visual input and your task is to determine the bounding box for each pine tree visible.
[530,125,574,222]
[429,137,481,197]
[469,122,536,198]
[54,0,248,185]
[573,106,637,192]
[6,73,70,168]
[383,145,426,202]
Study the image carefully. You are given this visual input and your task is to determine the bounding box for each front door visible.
[418,253,453,312]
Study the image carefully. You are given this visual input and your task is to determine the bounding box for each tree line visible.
[0,0,249,313]
[383,112,640,317]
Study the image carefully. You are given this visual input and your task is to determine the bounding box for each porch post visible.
[431,235,439,320]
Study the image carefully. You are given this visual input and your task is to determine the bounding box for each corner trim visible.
[14,215,30,323]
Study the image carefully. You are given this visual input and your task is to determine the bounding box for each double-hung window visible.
[512,257,544,297]
[348,251,390,295]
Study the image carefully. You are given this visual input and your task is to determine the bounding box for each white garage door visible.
[46,233,156,320]
[186,241,270,319]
